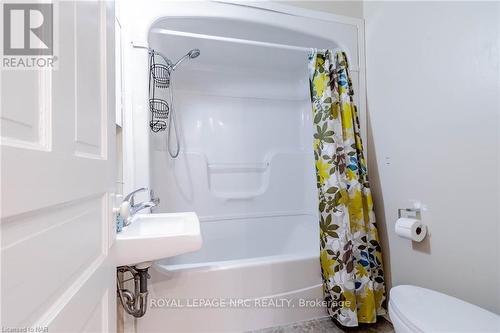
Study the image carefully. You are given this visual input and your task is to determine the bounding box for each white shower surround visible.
[121,2,366,332]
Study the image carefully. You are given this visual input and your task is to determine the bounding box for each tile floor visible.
[249,317,394,333]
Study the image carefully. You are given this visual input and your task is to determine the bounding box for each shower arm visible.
[172,53,190,70]
[132,42,199,71]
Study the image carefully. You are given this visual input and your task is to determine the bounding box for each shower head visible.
[172,49,201,70]
[188,49,201,59]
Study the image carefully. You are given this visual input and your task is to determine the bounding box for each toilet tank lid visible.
[390,285,500,333]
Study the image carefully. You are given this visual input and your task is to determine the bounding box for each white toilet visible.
[389,285,500,332]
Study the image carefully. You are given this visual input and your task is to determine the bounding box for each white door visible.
[1,1,117,332]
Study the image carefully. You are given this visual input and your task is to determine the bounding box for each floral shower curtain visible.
[309,50,386,326]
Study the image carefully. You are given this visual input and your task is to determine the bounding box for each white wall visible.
[277,1,363,18]
[364,1,500,313]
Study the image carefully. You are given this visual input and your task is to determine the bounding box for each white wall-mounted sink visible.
[114,212,202,266]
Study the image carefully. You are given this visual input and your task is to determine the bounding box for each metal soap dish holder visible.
[149,98,170,119]
[150,63,171,88]
[150,120,167,132]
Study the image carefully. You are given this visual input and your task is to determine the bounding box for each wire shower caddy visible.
[148,52,171,132]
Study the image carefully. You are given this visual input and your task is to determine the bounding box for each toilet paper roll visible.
[395,218,427,242]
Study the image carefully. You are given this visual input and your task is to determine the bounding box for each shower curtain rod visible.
[142,29,359,72]
[149,28,315,54]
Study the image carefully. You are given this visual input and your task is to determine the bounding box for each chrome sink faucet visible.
[131,200,157,215]
[120,188,160,227]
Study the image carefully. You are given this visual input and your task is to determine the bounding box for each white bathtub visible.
[137,215,326,333]
[129,3,352,331]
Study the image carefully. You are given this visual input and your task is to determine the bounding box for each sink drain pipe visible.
[117,265,151,318]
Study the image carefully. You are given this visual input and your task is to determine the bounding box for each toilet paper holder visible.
[398,208,421,219]
[396,208,427,241]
